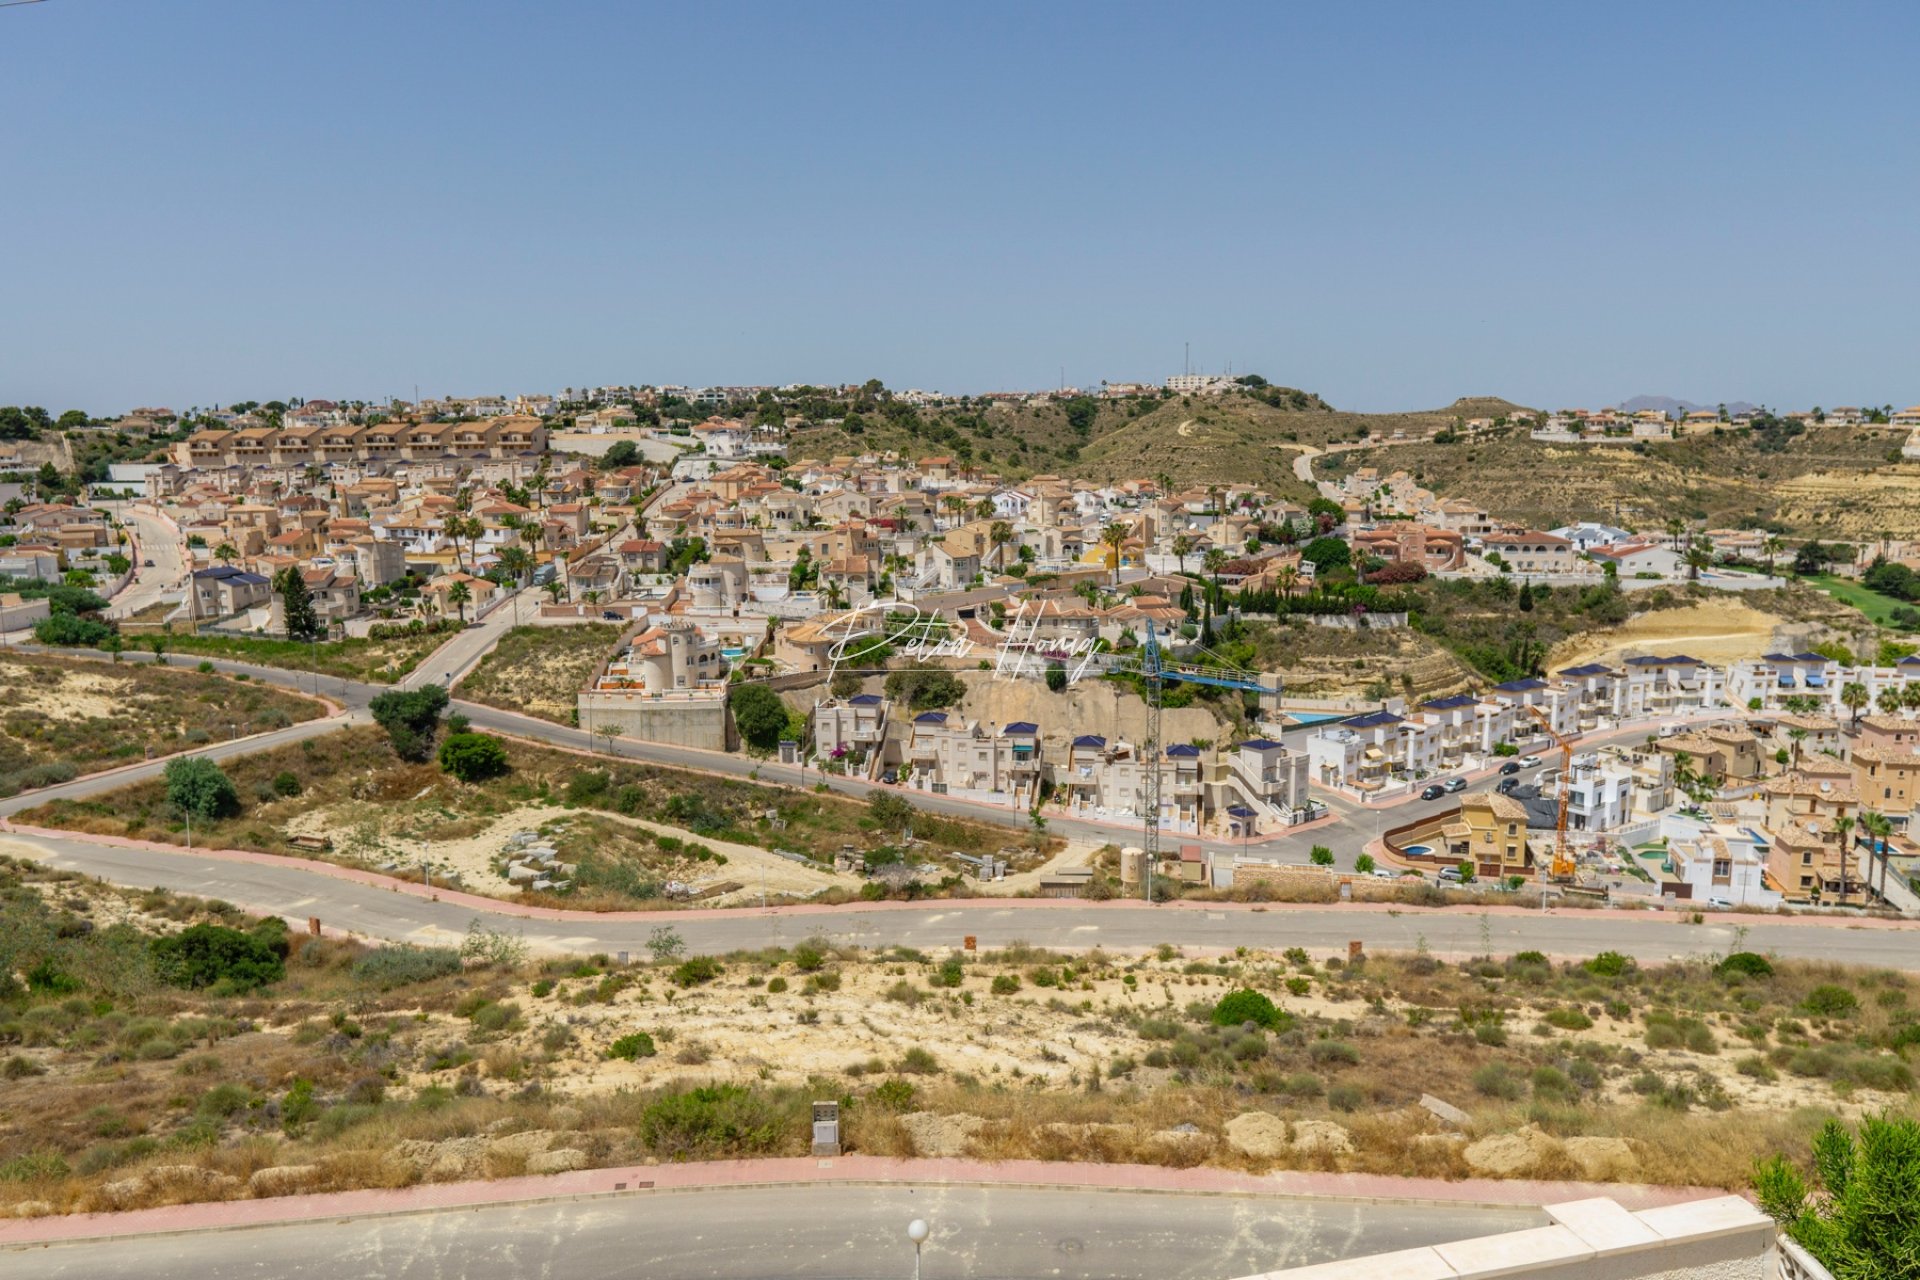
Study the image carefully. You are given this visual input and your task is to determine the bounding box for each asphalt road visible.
[108,504,187,619]
[2,1185,1542,1280]
[4,828,1908,967]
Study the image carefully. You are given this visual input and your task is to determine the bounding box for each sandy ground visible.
[1548,601,1801,671]
[0,667,128,721]
[281,802,861,904]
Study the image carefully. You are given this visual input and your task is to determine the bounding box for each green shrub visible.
[897,1047,940,1074]
[1327,1084,1363,1112]
[1803,985,1859,1018]
[163,756,240,820]
[766,976,789,994]
[672,957,721,987]
[1285,976,1311,997]
[990,974,1020,995]
[1583,951,1633,978]
[150,923,284,991]
[872,1078,915,1109]
[1212,989,1286,1030]
[438,731,509,782]
[270,771,302,797]
[792,945,826,972]
[804,971,841,993]
[351,946,462,990]
[639,1084,788,1158]
[1716,952,1774,980]
[1473,1063,1523,1099]
[931,957,965,988]
[1307,1039,1359,1066]
[1531,1065,1575,1100]
[1544,1007,1593,1031]
[609,1032,657,1060]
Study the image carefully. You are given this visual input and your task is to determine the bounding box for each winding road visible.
[3,642,1917,967]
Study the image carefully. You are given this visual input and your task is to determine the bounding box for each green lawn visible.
[1807,574,1905,627]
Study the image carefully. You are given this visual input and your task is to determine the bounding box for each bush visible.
[150,923,284,991]
[1327,1084,1364,1112]
[609,1032,657,1060]
[1307,1039,1359,1066]
[1717,952,1774,980]
[673,956,722,987]
[792,944,827,973]
[270,771,302,797]
[1544,1007,1593,1031]
[1583,951,1633,978]
[351,946,462,990]
[990,974,1020,995]
[1803,985,1860,1018]
[897,1047,941,1074]
[872,1078,915,1109]
[368,684,449,762]
[438,731,509,782]
[931,957,965,988]
[639,1084,788,1158]
[766,976,789,994]
[1756,1116,1920,1278]
[1472,1063,1524,1099]
[1212,989,1287,1030]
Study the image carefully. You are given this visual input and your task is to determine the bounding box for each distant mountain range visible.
[1616,395,1760,418]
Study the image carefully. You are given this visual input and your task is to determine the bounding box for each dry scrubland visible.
[13,726,1045,910]
[0,652,323,797]
[0,854,1911,1217]
[1325,424,1913,539]
[454,624,626,725]
[159,623,460,685]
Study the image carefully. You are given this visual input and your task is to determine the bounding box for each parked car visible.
[1495,777,1519,794]
[1499,761,1522,776]
[142,558,155,567]
[1370,869,1396,879]
[880,769,898,784]
[600,610,621,621]
[1518,754,1542,767]
[1439,866,1463,882]
[1420,783,1445,801]
[1443,777,1467,794]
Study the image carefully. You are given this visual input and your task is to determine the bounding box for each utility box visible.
[811,1100,841,1157]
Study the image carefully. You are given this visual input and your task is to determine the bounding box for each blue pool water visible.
[1403,844,1433,857]
[1286,712,1349,726]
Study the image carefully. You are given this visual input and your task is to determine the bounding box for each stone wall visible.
[578,691,730,752]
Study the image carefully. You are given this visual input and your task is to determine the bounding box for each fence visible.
[1776,1235,1833,1280]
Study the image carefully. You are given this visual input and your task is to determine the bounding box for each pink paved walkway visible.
[0,1156,1725,1247]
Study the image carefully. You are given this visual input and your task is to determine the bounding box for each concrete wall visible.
[1234,1195,1773,1280]
[578,690,730,752]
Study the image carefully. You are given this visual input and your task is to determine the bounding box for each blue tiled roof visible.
[1423,694,1478,711]
[1494,678,1546,692]
[849,693,883,705]
[1794,652,1828,662]
[1557,663,1612,677]
[1624,654,1700,666]
[1762,652,1799,662]
[1002,721,1039,734]
[913,711,948,724]
[1071,734,1106,748]
[1344,712,1402,729]
[1226,805,1257,817]
[1237,738,1283,750]
[1166,743,1201,757]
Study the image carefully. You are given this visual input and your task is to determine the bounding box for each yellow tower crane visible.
[1523,705,1578,881]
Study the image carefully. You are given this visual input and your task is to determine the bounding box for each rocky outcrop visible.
[1563,1136,1640,1181]
[1464,1125,1561,1177]
[1225,1112,1291,1159]
[1289,1120,1354,1157]
[247,1165,324,1198]
[527,1148,589,1175]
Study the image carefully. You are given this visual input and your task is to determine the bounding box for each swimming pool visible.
[1403,844,1433,857]
[1287,712,1350,727]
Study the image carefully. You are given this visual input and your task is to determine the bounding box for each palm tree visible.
[988,520,1013,571]
[1763,535,1784,572]
[821,577,847,611]
[446,580,472,622]
[1840,680,1870,727]
[1903,681,1920,718]
[942,494,966,529]
[213,542,238,566]
[1683,537,1712,582]
[1170,534,1195,576]
[1832,815,1856,906]
[973,497,995,521]
[1879,686,1904,718]
[1860,810,1894,904]
[1664,517,1685,553]
[1787,727,1808,770]
[1098,521,1129,585]
[543,577,567,605]
[442,512,470,572]
[1275,563,1301,603]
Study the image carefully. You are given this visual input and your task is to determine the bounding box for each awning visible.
[1363,748,1385,760]
[1440,822,1471,839]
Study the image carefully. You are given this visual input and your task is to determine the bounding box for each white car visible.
[1518,754,1542,767]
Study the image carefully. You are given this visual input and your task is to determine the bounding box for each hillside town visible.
[7,387,1920,921]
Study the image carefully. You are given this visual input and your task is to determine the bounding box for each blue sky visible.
[6,2,1918,414]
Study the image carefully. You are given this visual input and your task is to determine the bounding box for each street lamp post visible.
[906,1219,929,1280]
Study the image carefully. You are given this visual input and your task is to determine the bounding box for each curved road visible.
[4,644,1918,967]
[3,1184,1539,1280]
